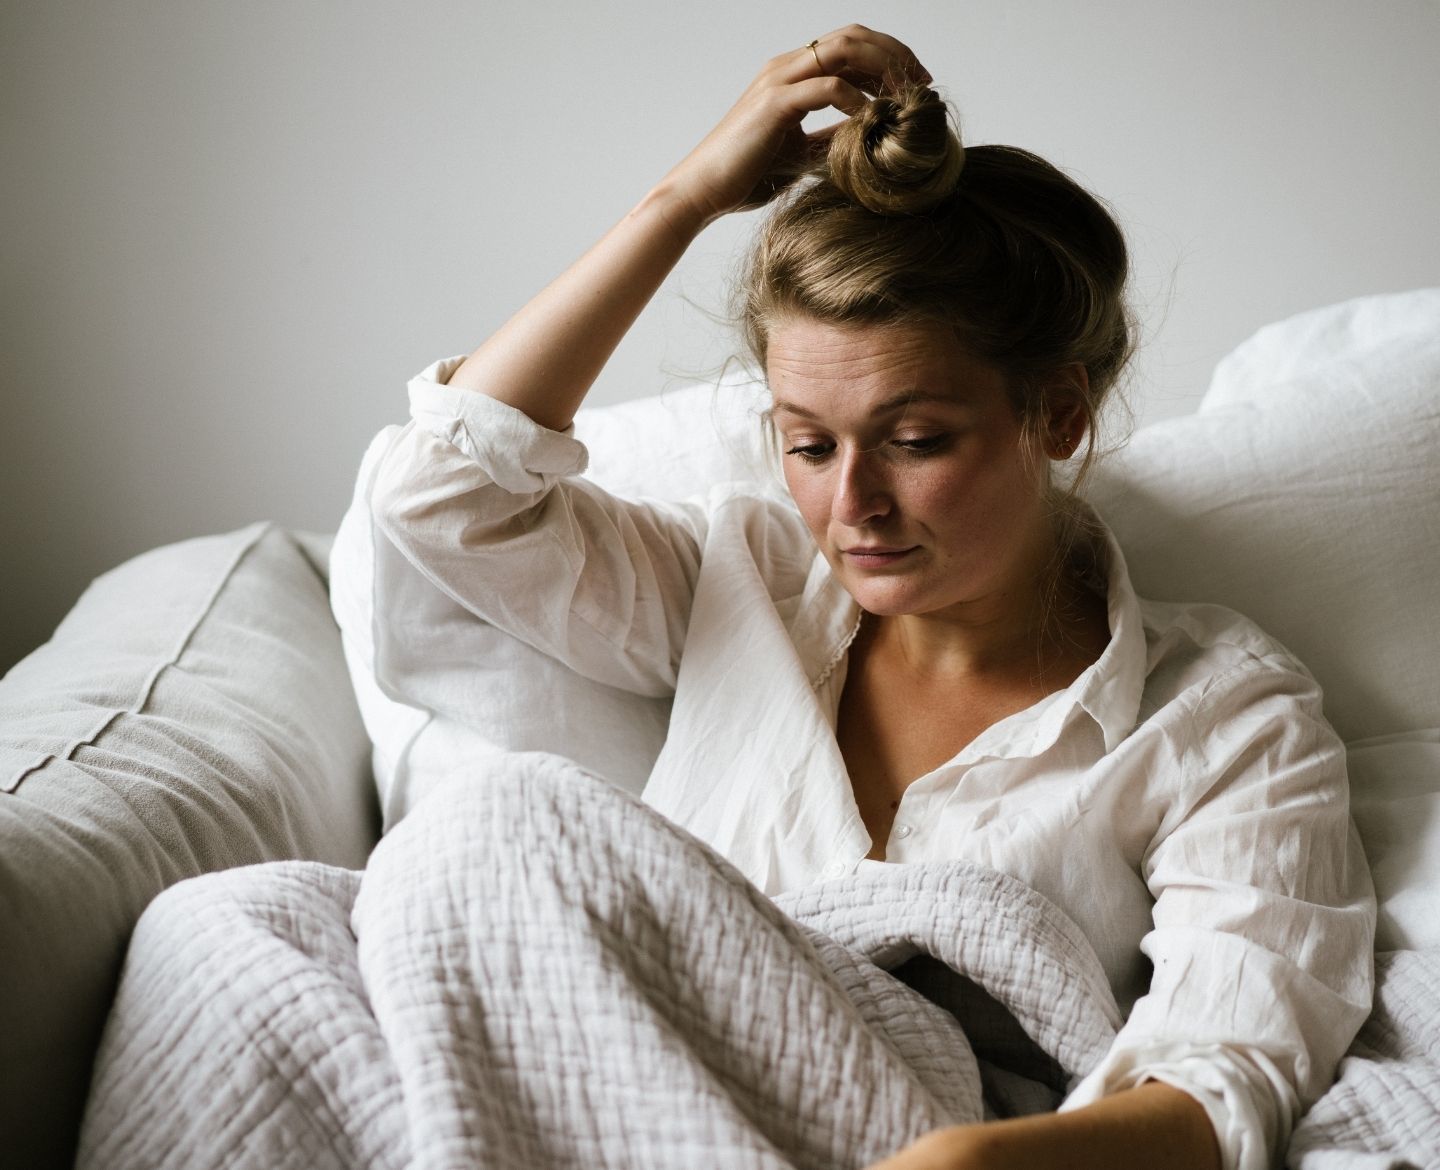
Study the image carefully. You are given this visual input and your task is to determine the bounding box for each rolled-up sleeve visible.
[369,356,709,697]
[1062,657,1376,1170]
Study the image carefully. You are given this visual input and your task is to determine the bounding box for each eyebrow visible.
[770,390,961,420]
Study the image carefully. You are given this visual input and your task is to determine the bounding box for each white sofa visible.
[2,289,1436,1168]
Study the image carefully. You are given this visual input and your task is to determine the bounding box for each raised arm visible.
[444,25,930,429]
[368,30,930,696]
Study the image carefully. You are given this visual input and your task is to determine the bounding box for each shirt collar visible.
[1068,521,1148,754]
[790,553,863,690]
[978,519,1149,760]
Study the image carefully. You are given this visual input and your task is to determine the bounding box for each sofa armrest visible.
[0,521,379,1169]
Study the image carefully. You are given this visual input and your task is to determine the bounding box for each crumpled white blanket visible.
[78,753,1124,1170]
[1286,948,1440,1170]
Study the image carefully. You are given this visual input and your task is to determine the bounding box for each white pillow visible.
[1089,288,1440,949]
[578,375,774,500]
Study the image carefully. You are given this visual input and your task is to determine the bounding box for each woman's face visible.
[766,315,1057,621]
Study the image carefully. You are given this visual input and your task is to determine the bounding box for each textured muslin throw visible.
[79,753,1124,1169]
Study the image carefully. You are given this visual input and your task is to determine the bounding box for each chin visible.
[843,578,934,617]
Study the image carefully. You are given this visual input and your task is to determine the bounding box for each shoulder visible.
[1131,596,1345,803]
[1133,597,1347,826]
[1137,596,1323,715]
[1091,518,1330,739]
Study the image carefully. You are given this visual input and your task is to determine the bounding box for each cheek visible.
[783,471,829,534]
[903,455,987,507]
[910,444,1040,525]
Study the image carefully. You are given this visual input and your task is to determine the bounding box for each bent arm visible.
[873,656,1373,1170]
[1075,660,1374,1169]
[369,362,709,696]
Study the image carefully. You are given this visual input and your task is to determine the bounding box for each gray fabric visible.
[79,753,1120,1170]
[1287,948,1440,1170]
[0,522,379,1170]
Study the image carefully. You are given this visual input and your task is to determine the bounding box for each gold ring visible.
[805,39,824,74]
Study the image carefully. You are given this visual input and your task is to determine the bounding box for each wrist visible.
[636,176,721,241]
[869,1125,987,1170]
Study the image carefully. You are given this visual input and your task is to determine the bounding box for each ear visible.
[1040,365,1090,461]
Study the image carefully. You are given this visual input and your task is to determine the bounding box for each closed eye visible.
[785,434,950,464]
[784,442,834,464]
[892,435,949,455]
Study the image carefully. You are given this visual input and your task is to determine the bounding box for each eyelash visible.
[784,435,950,464]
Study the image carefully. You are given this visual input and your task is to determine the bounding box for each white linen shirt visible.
[362,356,1375,1170]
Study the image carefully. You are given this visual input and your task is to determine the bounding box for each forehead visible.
[765,316,1009,418]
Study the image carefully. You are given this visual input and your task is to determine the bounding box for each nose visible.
[832,448,893,527]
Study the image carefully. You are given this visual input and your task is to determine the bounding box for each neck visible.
[867,590,1052,680]
[865,520,1103,681]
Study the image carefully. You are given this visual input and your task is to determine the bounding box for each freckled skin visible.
[767,316,1056,631]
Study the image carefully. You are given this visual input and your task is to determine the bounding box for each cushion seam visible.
[2,521,274,794]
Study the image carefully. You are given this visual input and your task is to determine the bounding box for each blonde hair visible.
[741,85,1135,498]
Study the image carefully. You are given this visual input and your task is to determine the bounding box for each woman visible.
[366,25,1373,1170]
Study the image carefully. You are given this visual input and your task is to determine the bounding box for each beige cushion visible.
[0,521,378,1170]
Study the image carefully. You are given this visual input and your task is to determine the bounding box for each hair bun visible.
[828,86,965,216]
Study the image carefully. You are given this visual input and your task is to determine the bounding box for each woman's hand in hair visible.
[442,27,926,430]
[659,24,930,227]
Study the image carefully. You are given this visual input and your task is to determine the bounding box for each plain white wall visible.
[3,0,1438,673]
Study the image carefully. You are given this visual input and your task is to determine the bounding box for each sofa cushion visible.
[1088,287,1440,949]
[0,521,378,1170]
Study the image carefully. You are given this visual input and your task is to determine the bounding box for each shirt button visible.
[894,824,913,839]
[823,860,847,879]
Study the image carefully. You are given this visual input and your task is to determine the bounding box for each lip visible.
[841,545,917,566]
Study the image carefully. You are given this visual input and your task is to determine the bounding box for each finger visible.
[778,24,930,92]
[826,33,931,96]
[775,24,921,80]
[776,75,869,122]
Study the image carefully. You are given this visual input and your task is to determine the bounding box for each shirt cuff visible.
[405,355,589,494]
[1062,1041,1296,1170]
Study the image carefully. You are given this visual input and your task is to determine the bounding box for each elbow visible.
[367,425,467,556]
[368,425,557,564]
